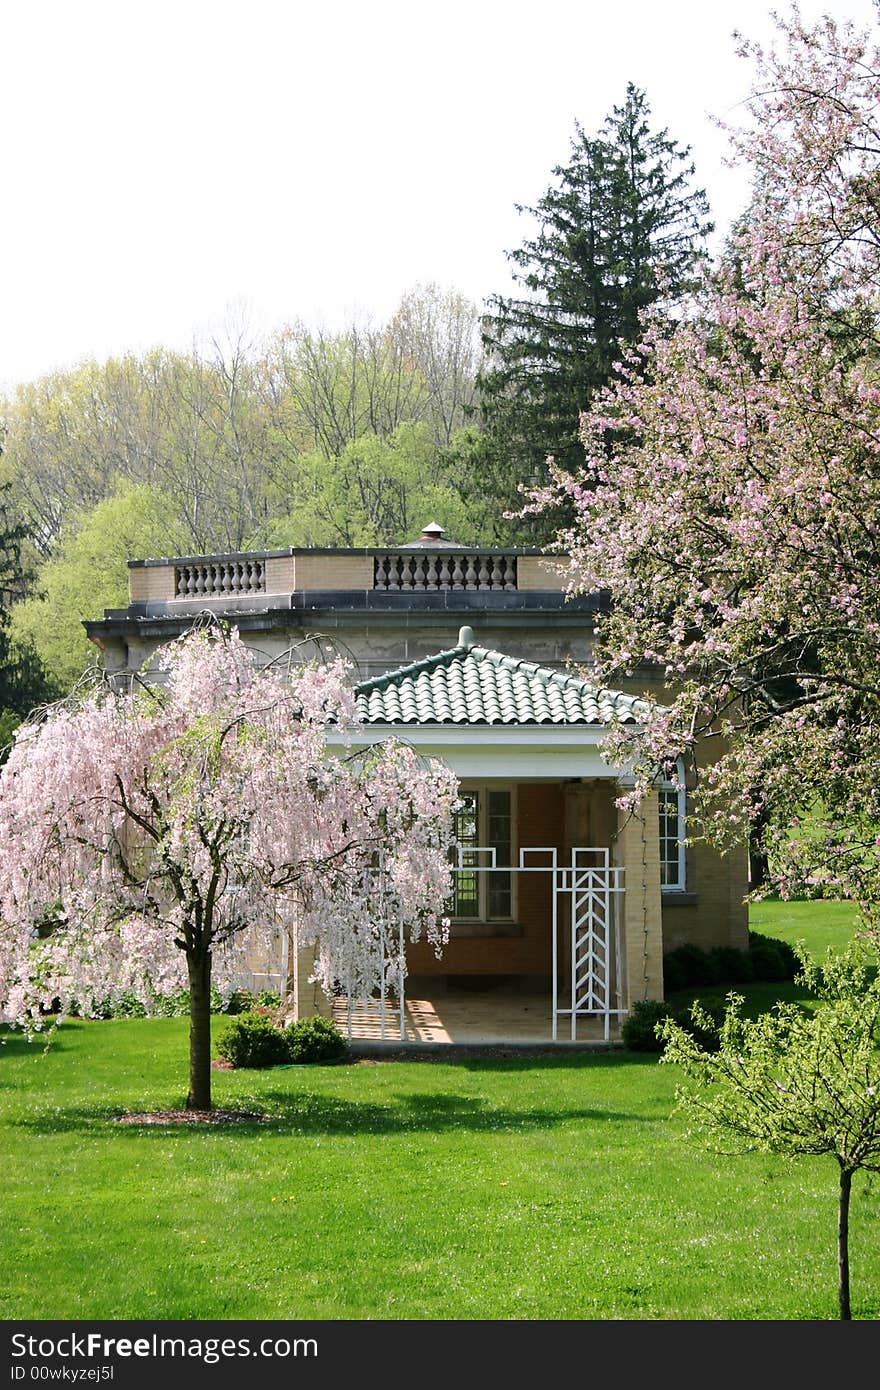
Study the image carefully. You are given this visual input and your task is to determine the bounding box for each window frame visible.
[450,782,517,923]
[658,764,687,894]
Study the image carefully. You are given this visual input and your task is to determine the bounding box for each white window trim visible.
[659,762,687,894]
[452,782,518,923]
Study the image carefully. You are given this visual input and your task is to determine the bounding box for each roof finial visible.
[458,625,475,650]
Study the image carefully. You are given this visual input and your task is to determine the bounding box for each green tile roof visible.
[354,626,650,727]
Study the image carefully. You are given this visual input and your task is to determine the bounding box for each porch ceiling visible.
[337,726,622,779]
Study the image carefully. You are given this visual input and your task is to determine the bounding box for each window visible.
[452,791,480,916]
[659,781,686,891]
[450,787,514,920]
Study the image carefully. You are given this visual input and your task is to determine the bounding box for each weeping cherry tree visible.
[0,625,458,1111]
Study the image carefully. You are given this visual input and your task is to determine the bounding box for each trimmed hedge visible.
[216,1012,293,1068]
[216,1011,347,1068]
[662,931,798,994]
[622,997,727,1053]
[284,1015,348,1063]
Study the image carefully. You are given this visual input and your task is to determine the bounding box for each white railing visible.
[373,552,517,591]
[174,559,266,598]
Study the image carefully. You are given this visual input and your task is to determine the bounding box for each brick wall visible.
[263,555,297,593]
[263,553,374,593]
[128,564,176,602]
[405,783,564,979]
[615,792,664,1005]
[516,556,567,591]
[661,840,749,954]
[293,945,333,1020]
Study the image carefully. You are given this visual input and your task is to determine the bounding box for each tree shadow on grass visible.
[349,1047,661,1074]
[0,1028,67,1061]
[13,1088,643,1139]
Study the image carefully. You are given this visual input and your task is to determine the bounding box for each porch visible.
[331,983,623,1047]
[243,629,671,1043]
[247,779,664,1047]
[339,627,666,1041]
[328,837,631,1045]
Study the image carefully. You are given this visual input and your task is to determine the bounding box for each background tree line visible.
[0,285,487,690]
[0,85,712,706]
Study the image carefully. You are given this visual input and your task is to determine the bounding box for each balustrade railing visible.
[174,559,265,598]
[373,552,517,591]
[168,549,521,598]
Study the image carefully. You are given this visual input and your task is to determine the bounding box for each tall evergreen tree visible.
[0,482,56,751]
[475,84,712,536]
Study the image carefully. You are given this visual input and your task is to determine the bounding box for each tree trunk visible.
[186,947,213,1111]
[748,831,769,891]
[285,920,299,1023]
[838,1166,852,1320]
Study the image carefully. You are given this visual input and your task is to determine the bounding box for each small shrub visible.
[216,1013,292,1068]
[621,999,672,1051]
[709,945,755,984]
[663,943,721,988]
[748,942,787,982]
[622,996,725,1054]
[662,953,688,993]
[93,991,148,1020]
[749,931,799,981]
[662,935,798,992]
[225,989,281,1016]
[72,986,233,1020]
[148,990,197,1019]
[284,1015,348,1064]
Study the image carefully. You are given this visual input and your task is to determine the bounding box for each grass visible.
[665,897,872,1018]
[749,897,862,960]
[1,898,877,1322]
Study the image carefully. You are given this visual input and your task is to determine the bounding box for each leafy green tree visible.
[264,286,481,464]
[388,284,482,446]
[660,942,880,1320]
[476,84,712,532]
[256,422,478,548]
[10,481,188,691]
[0,287,484,560]
[0,348,275,557]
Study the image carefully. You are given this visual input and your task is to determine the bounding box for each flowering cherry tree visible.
[0,624,457,1110]
[527,7,880,925]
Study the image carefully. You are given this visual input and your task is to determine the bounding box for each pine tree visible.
[475,84,712,536]
[0,482,55,751]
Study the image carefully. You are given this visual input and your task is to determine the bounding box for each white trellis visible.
[333,846,625,1043]
[551,848,626,1042]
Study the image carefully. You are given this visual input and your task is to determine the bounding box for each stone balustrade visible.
[373,551,517,591]
[174,559,265,598]
[128,547,563,603]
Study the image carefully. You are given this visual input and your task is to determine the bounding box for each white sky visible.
[2,0,877,393]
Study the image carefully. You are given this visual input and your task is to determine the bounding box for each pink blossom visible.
[522,6,880,929]
[0,627,459,1093]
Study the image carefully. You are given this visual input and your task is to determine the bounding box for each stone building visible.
[85,524,749,1045]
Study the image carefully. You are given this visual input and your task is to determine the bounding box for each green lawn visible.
[2,997,878,1320]
[666,897,871,1017]
[749,897,862,960]
[2,899,875,1322]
